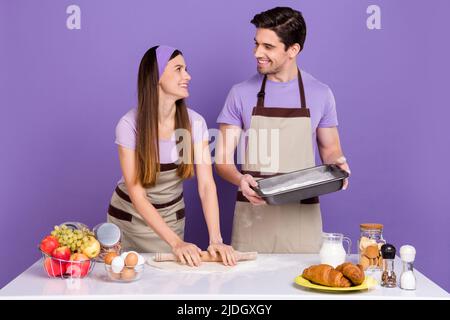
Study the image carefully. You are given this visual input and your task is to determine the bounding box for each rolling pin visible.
[154,251,258,262]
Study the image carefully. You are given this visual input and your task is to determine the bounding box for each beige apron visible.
[107,163,185,253]
[231,69,323,253]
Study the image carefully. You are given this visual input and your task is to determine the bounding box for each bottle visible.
[400,245,416,290]
[358,223,386,271]
[380,243,397,288]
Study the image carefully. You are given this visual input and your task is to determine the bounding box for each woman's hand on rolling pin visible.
[207,242,237,266]
[171,240,202,267]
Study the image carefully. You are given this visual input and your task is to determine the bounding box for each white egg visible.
[120,252,129,260]
[137,254,146,266]
[111,256,124,273]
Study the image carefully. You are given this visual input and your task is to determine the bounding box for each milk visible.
[319,241,347,268]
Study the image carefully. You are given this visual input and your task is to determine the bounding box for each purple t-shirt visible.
[115,107,209,163]
[217,69,338,144]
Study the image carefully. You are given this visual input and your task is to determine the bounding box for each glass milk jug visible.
[319,232,352,268]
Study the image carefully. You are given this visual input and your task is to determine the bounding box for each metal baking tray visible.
[252,164,349,205]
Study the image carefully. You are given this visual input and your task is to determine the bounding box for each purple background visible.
[1,0,449,292]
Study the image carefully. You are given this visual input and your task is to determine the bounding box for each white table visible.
[0,254,448,300]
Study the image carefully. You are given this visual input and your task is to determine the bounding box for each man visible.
[215,7,350,253]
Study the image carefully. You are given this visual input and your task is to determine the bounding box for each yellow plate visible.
[294,275,377,292]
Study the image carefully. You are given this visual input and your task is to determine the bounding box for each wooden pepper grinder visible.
[381,243,397,288]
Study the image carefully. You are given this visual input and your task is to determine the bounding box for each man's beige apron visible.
[231,69,323,253]
[107,163,185,253]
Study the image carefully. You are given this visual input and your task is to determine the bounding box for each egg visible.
[104,252,118,265]
[111,256,124,273]
[120,251,129,260]
[125,252,138,267]
[137,254,145,266]
[121,267,136,281]
[109,270,121,280]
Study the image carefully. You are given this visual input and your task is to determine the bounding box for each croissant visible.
[336,262,365,286]
[302,264,351,287]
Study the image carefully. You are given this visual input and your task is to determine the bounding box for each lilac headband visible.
[156,45,177,78]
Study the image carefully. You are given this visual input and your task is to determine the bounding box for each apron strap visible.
[256,75,268,107]
[256,69,306,109]
[114,186,183,209]
[108,204,185,222]
[297,69,306,109]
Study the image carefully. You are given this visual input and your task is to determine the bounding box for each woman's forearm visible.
[129,192,182,248]
[198,182,223,243]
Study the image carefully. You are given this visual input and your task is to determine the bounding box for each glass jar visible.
[93,223,122,262]
[358,223,386,271]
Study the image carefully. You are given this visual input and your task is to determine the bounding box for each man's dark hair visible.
[251,7,306,52]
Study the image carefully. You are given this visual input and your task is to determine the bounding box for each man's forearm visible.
[319,147,344,164]
[215,163,243,187]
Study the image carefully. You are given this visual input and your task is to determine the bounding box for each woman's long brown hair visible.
[135,47,194,187]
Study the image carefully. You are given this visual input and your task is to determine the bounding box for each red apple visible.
[52,246,71,261]
[44,257,65,277]
[40,236,60,255]
[65,264,82,277]
[70,253,91,277]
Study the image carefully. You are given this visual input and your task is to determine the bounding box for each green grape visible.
[47,225,97,253]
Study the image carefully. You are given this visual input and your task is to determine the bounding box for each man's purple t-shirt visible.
[115,107,208,163]
[217,69,338,146]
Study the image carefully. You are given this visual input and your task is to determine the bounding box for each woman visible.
[108,45,236,266]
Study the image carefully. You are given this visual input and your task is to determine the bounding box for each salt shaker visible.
[399,245,416,290]
[380,243,397,288]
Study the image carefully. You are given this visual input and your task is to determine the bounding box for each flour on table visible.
[143,254,298,273]
[144,254,256,273]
